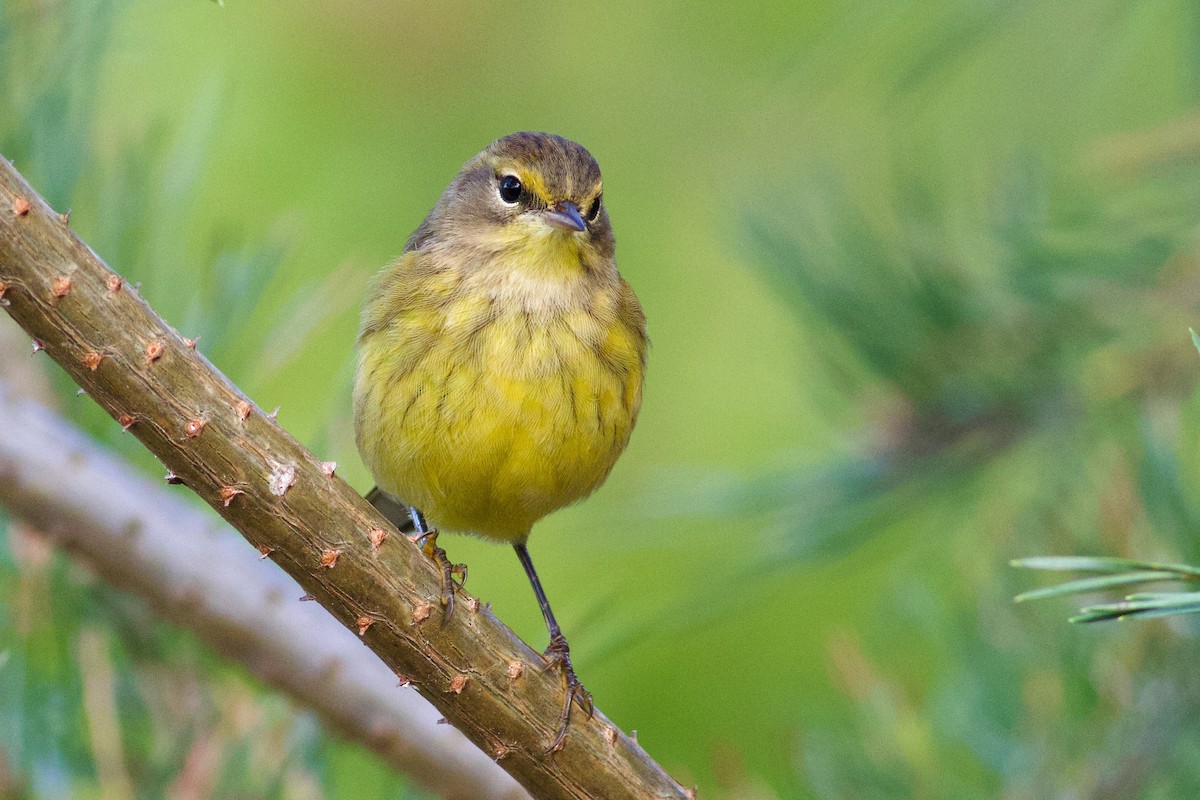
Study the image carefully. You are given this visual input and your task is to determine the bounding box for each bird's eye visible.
[498,175,522,204]
[585,194,602,222]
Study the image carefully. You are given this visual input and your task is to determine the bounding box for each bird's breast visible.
[354,280,643,540]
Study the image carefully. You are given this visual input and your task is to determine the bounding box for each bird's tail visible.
[365,486,416,533]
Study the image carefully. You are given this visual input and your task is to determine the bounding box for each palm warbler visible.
[353,132,646,750]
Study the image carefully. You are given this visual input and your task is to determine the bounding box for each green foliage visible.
[639,2,1200,796]
[0,3,421,798]
[0,0,116,207]
[1011,323,1200,625]
[1014,556,1200,621]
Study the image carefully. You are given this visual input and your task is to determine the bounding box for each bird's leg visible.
[514,543,593,753]
[408,506,467,622]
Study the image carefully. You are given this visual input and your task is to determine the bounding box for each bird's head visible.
[415,132,614,275]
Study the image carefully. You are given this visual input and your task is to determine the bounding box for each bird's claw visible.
[543,633,593,753]
[415,529,467,623]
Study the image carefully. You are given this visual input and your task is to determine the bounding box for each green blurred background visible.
[5,1,1200,797]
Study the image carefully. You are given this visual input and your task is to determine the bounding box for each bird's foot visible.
[412,529,467,623]
[542,632,593,753]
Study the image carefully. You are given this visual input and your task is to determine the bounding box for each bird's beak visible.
[543,201,587,232]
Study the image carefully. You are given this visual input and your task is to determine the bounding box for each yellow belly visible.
[354,302,643,541]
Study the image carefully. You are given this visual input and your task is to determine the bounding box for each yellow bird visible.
[353,132,646,750]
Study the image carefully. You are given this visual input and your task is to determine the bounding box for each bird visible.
[353,131,646,751]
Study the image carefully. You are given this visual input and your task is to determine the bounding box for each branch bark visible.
[0,156,691,800]
[0,373,528,800]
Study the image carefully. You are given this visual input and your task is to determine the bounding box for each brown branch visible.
[0,374,528,800]
[0,156,692,800]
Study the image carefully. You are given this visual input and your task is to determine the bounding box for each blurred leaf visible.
[1011,556,1200,576]
[248,263,365,385]
[1071,591,1200,623]
[1012,556,1200,621]
[1014,571,1182,603]
[0,0,119,206]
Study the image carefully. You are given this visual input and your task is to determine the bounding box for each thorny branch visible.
[0,370,528,800]
[0,156,692,800]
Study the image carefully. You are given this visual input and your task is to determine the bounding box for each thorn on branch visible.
[12,196,29,217]
[257,543,274,559]
[183,335,199,350]
[30,339,43,354]
[0,280,9,301]
[235,400,252,421]
[368,527,388,550]
[267,405,280,421]
[299,594,316,602]
[50,275,71,301]
[396,673,412,687]
[164,471,183,485]
[219,485,245,506]
[118,413,136,431]
[184,418,207,439]
[58,209,70,224]
[106,275,123,294]
[356,615,375,635]
[321,460,337,476]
